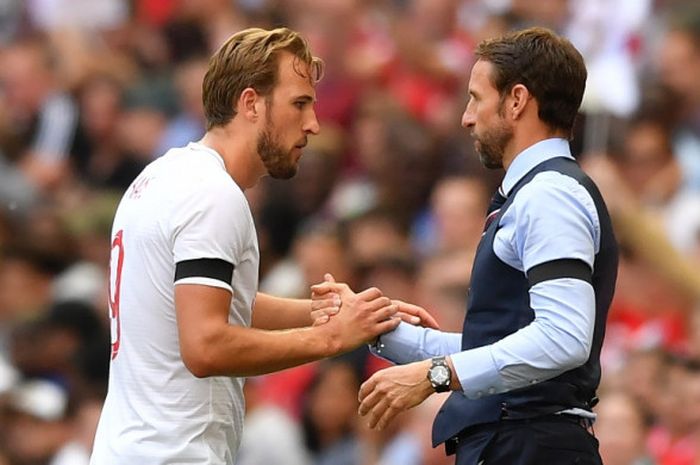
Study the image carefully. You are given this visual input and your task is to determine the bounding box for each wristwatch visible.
[427,356,452,393]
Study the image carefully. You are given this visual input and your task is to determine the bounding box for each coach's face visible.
[258,52,320,179]
[461,59,513,169]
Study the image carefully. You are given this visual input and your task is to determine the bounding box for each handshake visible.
[308,273,439,355]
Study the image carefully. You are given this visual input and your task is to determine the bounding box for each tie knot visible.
[487,188,507,215]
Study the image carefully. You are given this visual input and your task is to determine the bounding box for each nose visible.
[461,107,475,128]
[304,110,320,135]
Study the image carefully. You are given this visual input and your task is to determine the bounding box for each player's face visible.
[258,52,320,179]
[461,60,513,169]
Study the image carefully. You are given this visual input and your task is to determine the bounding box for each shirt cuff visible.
[370,322,461,365]
[370,322,426,365]
[450,345,506,399]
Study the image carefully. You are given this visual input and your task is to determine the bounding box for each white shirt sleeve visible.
[169,176,251,292]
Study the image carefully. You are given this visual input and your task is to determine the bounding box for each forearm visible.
[451,278,594,398]
[183,323,339,377]
[371,322,462,364]
[252,292,312,330]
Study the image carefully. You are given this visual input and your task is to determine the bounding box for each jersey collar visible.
[187,142,227,171]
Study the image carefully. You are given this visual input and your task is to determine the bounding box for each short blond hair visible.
[202,27,324,130]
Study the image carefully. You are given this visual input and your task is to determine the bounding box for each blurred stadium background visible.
[1,1,700,464]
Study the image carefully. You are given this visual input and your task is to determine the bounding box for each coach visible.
[354,27,618,465]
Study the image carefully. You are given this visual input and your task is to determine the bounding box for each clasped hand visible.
[310,273,439,330]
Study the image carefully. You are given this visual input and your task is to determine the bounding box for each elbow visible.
[181,344,219,378]
[184,358,213,378]
[562,339,591,371]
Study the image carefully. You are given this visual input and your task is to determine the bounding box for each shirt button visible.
[488,387,496,395]
[475,391,482,398]
[530,379,538,385]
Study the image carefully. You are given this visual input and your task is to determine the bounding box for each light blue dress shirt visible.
[373,138,600,403]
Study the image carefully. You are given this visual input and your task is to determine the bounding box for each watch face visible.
[431,366,450,385]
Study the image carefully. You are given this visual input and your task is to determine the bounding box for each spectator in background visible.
[415,249,472,333]
[416,175,489,256]
[302,359,362,465]
[0,35,80,191]
[342,209,412,269]
[236,377,310,465]
[647,356,700,465]
[0,1,699,463]
[155,57,208,154]
[613,111,700,254]
[71,74,146,190]
[1,379,73,465]
[595,390,656,465]
[656,4,700,191]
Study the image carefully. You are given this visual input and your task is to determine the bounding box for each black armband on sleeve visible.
[175,258,234,284]
[527,258,592,287]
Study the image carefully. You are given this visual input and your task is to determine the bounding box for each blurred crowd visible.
[0,0,700,464]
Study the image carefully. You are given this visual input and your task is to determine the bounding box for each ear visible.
[509,84,531,121]
[238,87,262,122]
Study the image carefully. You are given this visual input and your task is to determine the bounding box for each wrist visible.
[427,356,452,393]
[312,324,342,358]
[445,356,462,391]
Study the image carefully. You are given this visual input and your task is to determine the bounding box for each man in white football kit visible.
[89,28,431,465]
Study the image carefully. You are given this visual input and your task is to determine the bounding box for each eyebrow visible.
[294,94,316,103]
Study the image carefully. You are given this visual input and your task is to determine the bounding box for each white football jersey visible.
[90,142,259,464]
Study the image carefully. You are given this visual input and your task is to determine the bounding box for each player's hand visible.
[358,360,434,430]
[393,300,440,329]
[311,274,400,352]
[310,273,341,326]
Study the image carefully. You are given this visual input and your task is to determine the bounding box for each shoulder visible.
[513,170,598,223]
[517,170,592,203]
[165,149,246,207]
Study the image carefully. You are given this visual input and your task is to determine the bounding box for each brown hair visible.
[475,27,587,136]
[202,27,324,130]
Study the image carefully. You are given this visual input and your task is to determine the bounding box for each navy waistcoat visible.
[432,157,618,446]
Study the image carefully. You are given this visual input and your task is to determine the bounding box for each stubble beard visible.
[257,119,298,180]
[474,117,513,170]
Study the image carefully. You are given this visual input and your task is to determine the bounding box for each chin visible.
[269,165,298,179]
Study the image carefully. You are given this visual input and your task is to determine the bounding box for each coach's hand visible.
[358,360,434,430]
[313,274,440,329]
[392,300,440,329]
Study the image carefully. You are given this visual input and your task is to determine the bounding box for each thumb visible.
[324,273,336,283]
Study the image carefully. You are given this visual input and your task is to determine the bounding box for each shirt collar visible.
[187,142,226,171]
[501,138,573,196]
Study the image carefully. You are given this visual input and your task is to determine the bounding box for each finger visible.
[372,317,401,335]
[371,304,398,322]
[310,307,339,321]
[394,300,440,329]
[363,296,392,312]
[358,377,377,403]
[311,296,341,310]
[310,281,348,295]
[397,312,421,325]
[418,311,441,330]
[324,273,336,283]
[366,397,392,429]
[375,403,402,431]
[356,286,382,301]
[358,387,384,416]
[312,314,329,326]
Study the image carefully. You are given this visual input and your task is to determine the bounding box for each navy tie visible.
[484,188,507,231]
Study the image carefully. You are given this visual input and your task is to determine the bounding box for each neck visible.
[502,125,567,171]
[199,124,265,190]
